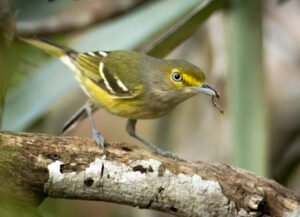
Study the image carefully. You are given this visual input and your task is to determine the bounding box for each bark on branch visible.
[0,131,299,217]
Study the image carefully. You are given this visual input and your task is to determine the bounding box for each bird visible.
[21,37,221,158]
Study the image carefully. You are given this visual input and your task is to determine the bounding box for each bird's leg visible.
[126,119,181,160]
[85,101,104,148]
[62,100,104,147]
[62,101,89,134]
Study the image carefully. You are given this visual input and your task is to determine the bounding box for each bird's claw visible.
[92,128,104,148]
[160,151,183,161]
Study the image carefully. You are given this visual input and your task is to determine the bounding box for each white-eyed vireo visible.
[21,37,221,158]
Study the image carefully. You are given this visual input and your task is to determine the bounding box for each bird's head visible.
[145,58,219,102]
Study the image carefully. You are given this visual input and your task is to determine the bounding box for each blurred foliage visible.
[0,0,14,126]
[12,0,72,20]
[141,0,227,57]
[228,0,267,175]
[277,0,291,4]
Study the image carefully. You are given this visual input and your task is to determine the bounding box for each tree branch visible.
[0,131,299,217]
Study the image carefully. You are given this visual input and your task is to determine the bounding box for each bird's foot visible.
[92,128,104,148]
[159,150,183,161]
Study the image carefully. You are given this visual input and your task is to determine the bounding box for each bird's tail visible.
[19,37,77,58]
[19,36,78,70]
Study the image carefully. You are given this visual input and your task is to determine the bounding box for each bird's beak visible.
[196,83,219,98]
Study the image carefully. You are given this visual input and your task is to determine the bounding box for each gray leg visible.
[85,101,104,148]
[62,102,88,134]
[126,119,181,160]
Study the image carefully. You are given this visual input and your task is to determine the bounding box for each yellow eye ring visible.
[171,71,182,82]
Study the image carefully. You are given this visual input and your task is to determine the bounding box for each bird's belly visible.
[108,98,176,119]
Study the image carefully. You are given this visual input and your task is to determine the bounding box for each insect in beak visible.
[196,83,224,114]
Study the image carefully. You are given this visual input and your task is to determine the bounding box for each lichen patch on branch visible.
[45,156,235,216]
[47,160,64,183]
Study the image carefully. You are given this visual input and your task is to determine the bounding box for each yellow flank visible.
[78,75,152,119]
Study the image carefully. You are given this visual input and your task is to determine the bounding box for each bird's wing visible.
[75,51,106,81]
[75,51,140,98]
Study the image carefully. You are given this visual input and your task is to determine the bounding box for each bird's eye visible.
[172,72,182,82]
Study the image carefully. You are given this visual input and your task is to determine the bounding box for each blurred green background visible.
[1,0,300,216]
